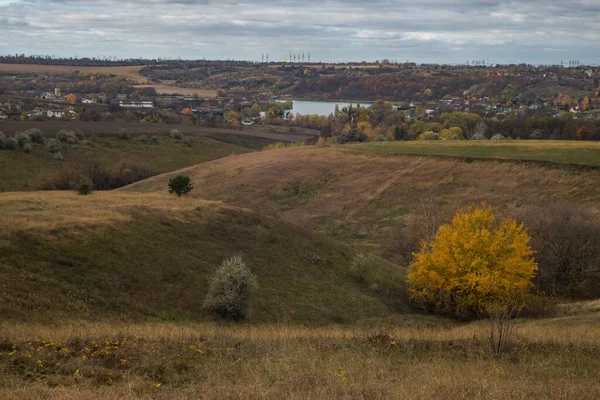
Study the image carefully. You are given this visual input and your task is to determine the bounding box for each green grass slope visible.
[0,135,252,192]
[0,192,407,324]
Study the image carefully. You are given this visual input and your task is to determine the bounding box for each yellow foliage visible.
[407,204,537,317]
[439,127,464,140]
[66,93,77,104]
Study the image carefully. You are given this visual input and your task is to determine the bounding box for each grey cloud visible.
[0,0,598,64]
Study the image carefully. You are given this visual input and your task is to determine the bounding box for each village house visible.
[0,111,7,120]
[27,108,46,118]
[47,109,66,118]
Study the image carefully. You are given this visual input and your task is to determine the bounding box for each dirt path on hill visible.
[346,156,425,223]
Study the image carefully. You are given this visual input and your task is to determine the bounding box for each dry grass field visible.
[0,64,221,97]
[133,84,218,97]
[0,121,317,142]
[122,145,600,258]
[0,308,599,399]
[0,64,148,83]
[346,141,600,166]
[2,142,600,398]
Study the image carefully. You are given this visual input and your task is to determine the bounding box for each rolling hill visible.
[121,145,600,262]
[0,191,407,324]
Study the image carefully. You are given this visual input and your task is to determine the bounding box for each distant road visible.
[0,121,318,143]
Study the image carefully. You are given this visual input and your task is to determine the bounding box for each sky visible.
[1,0,599,65]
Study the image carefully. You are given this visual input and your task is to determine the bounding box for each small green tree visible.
[203,256,258,321]
[168,175,193,197]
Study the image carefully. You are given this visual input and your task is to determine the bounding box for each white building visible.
[47,109,66,118]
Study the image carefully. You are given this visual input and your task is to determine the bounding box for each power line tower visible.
[262,53,264,63]
[290,52,292,63]
[302,53,305,63]
[308,53,311,63]
[266,53,269,63]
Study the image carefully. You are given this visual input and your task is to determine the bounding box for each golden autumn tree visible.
[407,204,537,319]
[65,93,77,104]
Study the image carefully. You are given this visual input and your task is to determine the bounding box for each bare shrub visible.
[5,137,18,150]
[115,160,159,187]
[170,129,184,141]
[150,135,159,145]
[14,132,31,148]
[25,128,45,144]
[118,129,130,140]
[203,256,258,321]
[56,129,78,144]
[47,138,60,153]
[349,253,371,284]
[513,205,600,299]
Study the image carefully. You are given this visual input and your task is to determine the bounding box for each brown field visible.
[122,146,600,259]
[0,309,599,399]
[0,64,148,83]
[0,120,317,143]
[0,64,223,96]
[134,84,218,97]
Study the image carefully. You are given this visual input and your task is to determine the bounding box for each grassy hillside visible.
[345,141,600,166]
[0,135,252,192]
[0,191,407,324]
[122,146,600,261]
[0,310,599,398]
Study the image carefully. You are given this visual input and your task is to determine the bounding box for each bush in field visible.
[471,133,487,140]
[0,132,6,149]
[5,136,18,150]
[150,135,159,145]
[137,134,148,143]
[24,128,45,144]
[170,129,184,141]
[23,143,32,153]
[529,130,543,140]
[349,253,371,284]
[407,204,537,319]
[326,135,338,145]
[118,129,130,140]
[340,128,369,143]
[168,175,193,197]
[52,151,64,160]
[47,138,60,153]
[418,131,440,140]
[14,132,31,148]
[490,134,506,140]
[183,137,194,147]
[516,206,600,299]
[203,256,258,321]
[56,129,78,144]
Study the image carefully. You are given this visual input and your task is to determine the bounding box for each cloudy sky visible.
[1,0,599,64]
